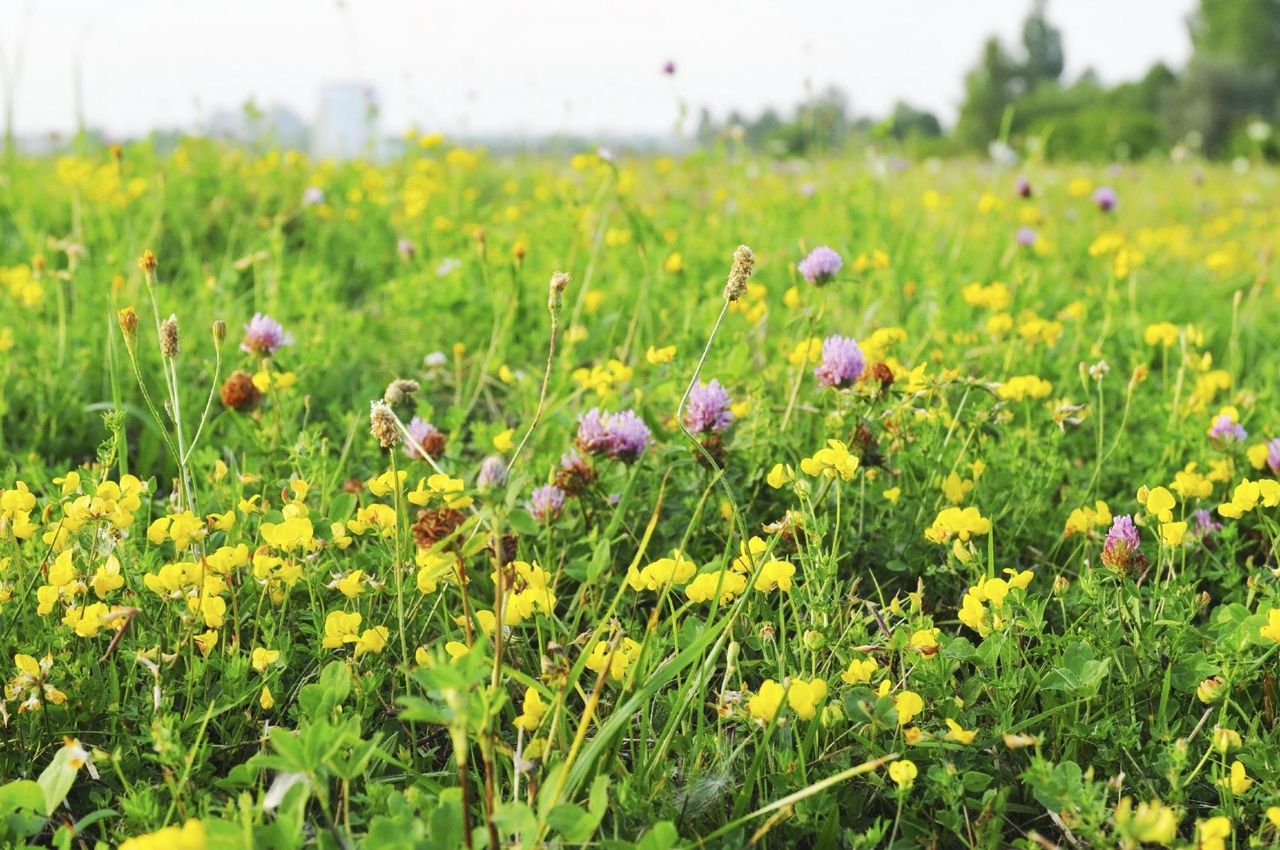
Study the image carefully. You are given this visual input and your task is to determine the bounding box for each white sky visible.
[1,0,1198,139]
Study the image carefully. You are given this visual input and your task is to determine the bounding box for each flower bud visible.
[212,320,227,346]
[138,250,157,274]
[548,271,570,314]
[118,307,139,343]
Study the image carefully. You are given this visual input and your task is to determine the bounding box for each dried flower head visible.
[369,401,400,449]
[118,307,139,343]
[549,271,570,313]
[159,314,180,358]
[383,379,421,406]
[724,245,755,302]
[220,370,262,412]
[404,417,446,460]
[138,250,158,274]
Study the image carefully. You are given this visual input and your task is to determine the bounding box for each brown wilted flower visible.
[548,271,570,313]
[868,361,895,389]
[412,508,466,549]
[383,379,420,406]
[220,370,262,412]
[555,451,597,496]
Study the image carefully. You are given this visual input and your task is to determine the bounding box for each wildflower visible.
[404,416,445,460]
[1208,410,1247,442]
[477,455,508,490]
[1268,438,1280,474]
[1142,486,1177,523]
[251,647,280,673]
[240,313,293,357]
[584,637,641,681]
[766,463,795,489]
[748,679,786,723]
[1100,515,1145,575]
[841,656,878,685]
[159,314,180,357]
[646,345,676,365]
[576,408,652,463]
[887,759,917,790]
[526,484,566,523]
[1015,226,1037,247]
[924,506,991,544]
[800,440,859,480]
[1260,609,1280,643]
[1093,186,1117,212]
[396,238,415,259]
[383,378,420,406]
[895,690,924,725]
[753,560,796,593]
[1196,816,1231,850]
[686,570,747,604]
[1114,798,1179,844]
[1212,725,1242,754]
[1015,175,1032,197]
[683,379,734,434]
[1197,675,1225,703]
[944,718,977,744]
[302,186,324,205]
[119,819,206,850]
[813,335,865,389]
[260,685,274,710]
[797,246,842,285]
[627,552,698,591]
[514,687,547,731]
[786,678,827,720]
[997,375,1052,401]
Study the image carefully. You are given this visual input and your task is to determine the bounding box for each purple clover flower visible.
[397,238,416,259]
[1193,508,1221,543]
[240,313,294,357]
[1093,186,1117,212]
[813,335,865,390]
[1016,176,1032,198]
[526,484,566,522]
[477,455,507,490]
[403,417,441,460]
[1101,515,1143,574]
[1267,437,1280,474]
[662,60,676,76]
[575,408,652,463]
[798,246,843,285]
[1209,414,1247,443]
[1016,226,1037,247]
[302,186,325,206]
[683,379,734,435]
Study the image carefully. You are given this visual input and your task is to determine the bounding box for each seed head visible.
[369,401,400,449]
[159,314,180,358]
[723,244,755,302]
[548,271,570,313]
[383,379,421,406]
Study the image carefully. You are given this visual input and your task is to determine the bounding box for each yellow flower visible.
[1220,759,1253,795]
[748,679,786,724]
[1196,816,1231,850]
[924,506,991,544]
[1261,609,1280,643]
[766,463,795,489]
[799,440,859,480]
[1143,486,1176,523]
[883,486,901,504]
[786,678,827,720]
[1114,797,1178,844]
[584,637,642,682]
[627,553,698,591]
[645,345,676,365]
[754,560,796,593]
[944,718,976,744]
[119,819,206,850]
[354,626,389,657]
[251,647,280,673]
[259,685,274,710]
[686,570,747,605]
[514,686,547,732]
[493,428,516,453]
[1268,807,1280,829]
[841,656,878,685]
[323,610,363,649]
[895,690,924,725]
[887,759,917,790]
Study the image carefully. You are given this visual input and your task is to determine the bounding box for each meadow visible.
[1,138,1279,849]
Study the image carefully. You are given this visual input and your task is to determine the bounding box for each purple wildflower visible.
[526,484,566,523]
[403,417,442,461]
[798,246,843,285]
[575,408,652,463]
[1209,414,1247,442]
[1193,508,1221,543]
[684,379,734,434]
[397,238,416,260]
[1016,226,1037,247]
[1101,515,1145,574]
[813,335,865,390]
[661,60,676,76]
[1016,176,1032,198]
[302,186,325,206]
[239,313,294,357]
[1093,186,1117,212]
[477,455,507,490]
[1267,437,1280,474]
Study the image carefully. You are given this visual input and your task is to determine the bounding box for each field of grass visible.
[1,139,1280,849]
